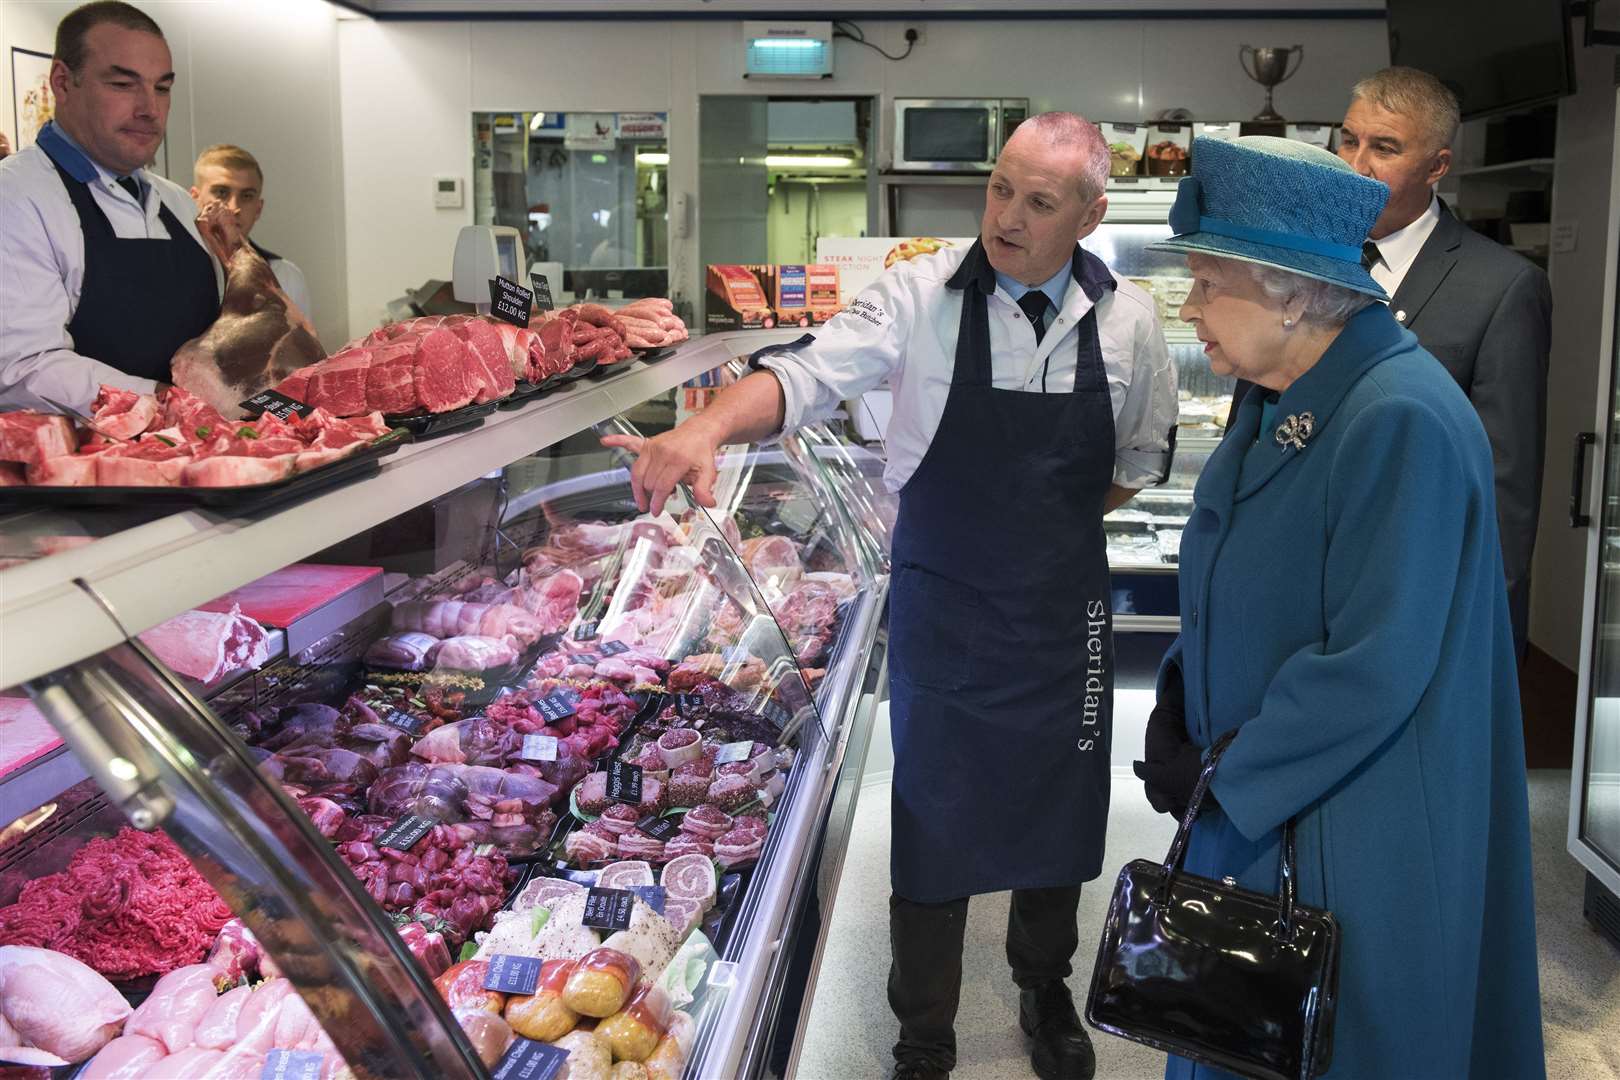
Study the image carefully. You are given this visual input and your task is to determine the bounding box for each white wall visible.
[338,16,1388,339]
[1534,25,1617,671]
[1,0,350,350]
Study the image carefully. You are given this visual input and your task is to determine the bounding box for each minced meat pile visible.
[0,827,233,979]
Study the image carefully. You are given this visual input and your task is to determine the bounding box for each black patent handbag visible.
[1085,732,1341,1080]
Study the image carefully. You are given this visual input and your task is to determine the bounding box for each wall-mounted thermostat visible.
[434,176,465,209]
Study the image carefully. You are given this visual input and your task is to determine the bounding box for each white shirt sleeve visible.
[271,257,314,327]
[755,267,914,437]
[1112,303,1178,489]
[0,168,159,412]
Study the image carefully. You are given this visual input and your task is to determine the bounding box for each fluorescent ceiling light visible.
[752,38,820,48]
[637,152,670,165]
[766,154,855,168]
[529,112,547,131]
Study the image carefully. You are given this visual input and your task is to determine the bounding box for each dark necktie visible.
[1361,240,1381,271]
[116,175,143,205]
[1017,290,1050,345]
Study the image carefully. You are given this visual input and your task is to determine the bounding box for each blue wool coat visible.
[1161,304,1545,1080]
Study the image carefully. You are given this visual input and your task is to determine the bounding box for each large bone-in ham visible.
[170,212,325,420]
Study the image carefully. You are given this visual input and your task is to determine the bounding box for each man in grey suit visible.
[1227,67,1552,658]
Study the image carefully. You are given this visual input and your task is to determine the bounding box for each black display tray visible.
[0,430,412,512]
[632,346,678,364]
[498,359,603,410]
[383,398,501,439]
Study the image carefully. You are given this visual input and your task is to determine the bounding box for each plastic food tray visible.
[0,430,412,513]
[383,399,501,439]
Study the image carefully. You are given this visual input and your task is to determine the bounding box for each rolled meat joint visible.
[503,958,579,1042]
[0,946,132,1064]
[433,960,506,1014]
[390,600,542,646]
[555,1029,613,1080]
[597,985,674,1064]
[453,1006,514,1069]
[562,948,641,1018]
[426,635,520,671]
[364,632,440,671]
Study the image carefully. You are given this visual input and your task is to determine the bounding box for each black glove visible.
[1133,661,1216,819]
[1143,662,1189,764]
[1132,743,1212,820]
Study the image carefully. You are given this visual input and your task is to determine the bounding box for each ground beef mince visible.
[0,828,232,980]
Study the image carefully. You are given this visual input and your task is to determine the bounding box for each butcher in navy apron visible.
[35,122,218,383]
[884,240,1115,1080]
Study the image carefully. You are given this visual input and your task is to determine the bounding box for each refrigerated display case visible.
[0,334,891,1078]
[1569,89,1620,952]
[1091,186,1231,639]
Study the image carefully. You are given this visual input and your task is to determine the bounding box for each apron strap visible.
[40,144,118,243]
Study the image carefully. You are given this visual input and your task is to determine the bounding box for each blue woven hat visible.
[1148,136,1390,299]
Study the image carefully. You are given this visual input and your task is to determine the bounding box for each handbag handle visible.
[1154,730,1301,940]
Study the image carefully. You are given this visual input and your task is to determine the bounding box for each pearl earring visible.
[1283,318,1294,327]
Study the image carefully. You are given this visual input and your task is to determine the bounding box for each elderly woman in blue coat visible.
[1130,136,1545,1079]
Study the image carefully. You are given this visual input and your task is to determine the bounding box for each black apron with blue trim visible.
[884,241,1117,902]
[39,142,219,383]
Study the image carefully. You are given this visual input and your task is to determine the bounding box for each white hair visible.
[1245,262,1375,326]
[1350,67,1460,152]
[1011,111,1110,202]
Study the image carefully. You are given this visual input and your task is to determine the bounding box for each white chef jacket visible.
[251,242,313,327]
[1366,193,1440,297]
[758,243,1177,492]
[0,127,222,412]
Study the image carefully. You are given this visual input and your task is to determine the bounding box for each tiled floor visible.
[796,770,1620,1080]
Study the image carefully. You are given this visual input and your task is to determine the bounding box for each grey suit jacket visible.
[1226,202,1552,656]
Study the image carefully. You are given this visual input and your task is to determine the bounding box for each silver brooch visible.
[1275,411,1315,451]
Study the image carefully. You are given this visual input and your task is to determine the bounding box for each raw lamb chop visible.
[89,387,159,440]
[138,604,271,685]
[170,229,325,420]
[0,946,132,1064]
[0,414,76,467]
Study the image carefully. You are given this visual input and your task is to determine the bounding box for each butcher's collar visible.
[36,120,146,195]
[946,239,1117,304]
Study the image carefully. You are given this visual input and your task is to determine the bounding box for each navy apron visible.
[887,241,1117,903]
[38,141,219,383]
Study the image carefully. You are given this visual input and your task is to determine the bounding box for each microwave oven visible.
[892,97,1029,172]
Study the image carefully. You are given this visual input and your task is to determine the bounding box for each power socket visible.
[903,25,925,47]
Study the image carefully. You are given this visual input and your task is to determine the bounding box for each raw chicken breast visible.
[125,964,223,1053]
[0,945,132,1063]
[139,1045,223,1077]
[192,983,253,1050]
[81,1035,167,1079]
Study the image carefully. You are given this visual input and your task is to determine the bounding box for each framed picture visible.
[11,47,53,151]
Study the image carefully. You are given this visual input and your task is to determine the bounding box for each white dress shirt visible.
[259,248,313,326]
[758,244,1177,492]
[0,127,221,412]
[1366,193,1441,297]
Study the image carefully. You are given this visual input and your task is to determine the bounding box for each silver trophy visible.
[1239,45,1304,123]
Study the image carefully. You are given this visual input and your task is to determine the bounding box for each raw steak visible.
[170,244,325,420]
[412,329,477,413]
[450,320,517,403]
[138,604,271,685]
[94,449,190,487]
[0,414,76,466]
[363,342,417,414]
[533,319,576,376]
[304,349,371,417]
[274,365,317,405]
[89,387,158,440]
